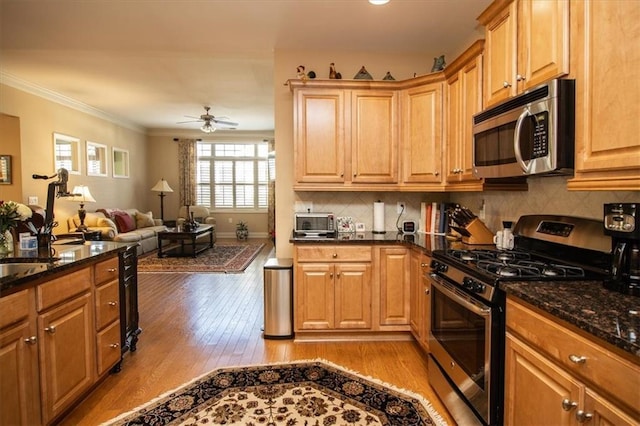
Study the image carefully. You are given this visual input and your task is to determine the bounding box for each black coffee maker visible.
[603,203,640,296]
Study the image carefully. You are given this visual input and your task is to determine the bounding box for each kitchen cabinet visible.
[291,82,399,190]
[505,297,639,425]
[0,289,41,426]
[37,269,95,424]
[567,0,640,190]
[400,79,444,188]
[94,256,122,375]
[479,0,569,107]
[444,40,484,189]
[377,246,410,326]
[409,250,431,352]
[120,244,141,353]
[294,245,372,331]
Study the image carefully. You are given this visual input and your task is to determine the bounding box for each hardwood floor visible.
[59,239,456,425]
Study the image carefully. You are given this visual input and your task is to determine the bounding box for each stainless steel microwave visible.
[294,212,335,237]
[472,79,575,178]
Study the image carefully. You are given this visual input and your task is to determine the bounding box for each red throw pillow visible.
[113,212,136,233]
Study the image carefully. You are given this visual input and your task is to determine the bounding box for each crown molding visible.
[1,72,146,134]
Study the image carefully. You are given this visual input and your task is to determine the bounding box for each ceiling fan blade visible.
[212,119,239,127]
[176,119,203,124]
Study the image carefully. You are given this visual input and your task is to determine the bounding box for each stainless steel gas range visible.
[426,215,611,426]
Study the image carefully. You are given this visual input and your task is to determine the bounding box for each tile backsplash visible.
[295,176,638,234]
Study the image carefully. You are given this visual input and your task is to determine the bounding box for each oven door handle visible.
[429,273,492,318]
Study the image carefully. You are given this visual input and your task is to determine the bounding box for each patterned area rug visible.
[138,242,265,273]
[103,360,447,425]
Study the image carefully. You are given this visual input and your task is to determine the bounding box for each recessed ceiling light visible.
[369,0,390,5]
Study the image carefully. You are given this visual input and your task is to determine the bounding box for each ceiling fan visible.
[177,106,238,133]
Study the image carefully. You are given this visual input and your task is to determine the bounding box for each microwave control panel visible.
[530,111,549,158]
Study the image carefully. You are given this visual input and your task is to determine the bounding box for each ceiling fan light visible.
[369,0,390,5]
[200,122,216,133]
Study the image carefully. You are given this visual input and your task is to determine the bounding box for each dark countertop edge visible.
[0,242,129,295]
[500,281,640,363]
[291,234,640,362]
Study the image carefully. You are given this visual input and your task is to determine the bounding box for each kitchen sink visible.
[0,262,51,279]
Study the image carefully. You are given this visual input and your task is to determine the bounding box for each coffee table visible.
[157,224,214,258]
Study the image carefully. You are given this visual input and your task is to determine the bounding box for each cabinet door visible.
[517,0,569,91]
[294,89,346,183]
[401,83,443,185]
[505,333,580,426]
[379,247,410,326]
[0,322,41,426]
[484,1,517,106]
[295,263,334,330]
[568,0,640,190]
[583,388,639,426]
[409,251,431,350]
[351,90,398,183]
[334,263,371,329]
[38,293,95,424]
[446,54,483,185]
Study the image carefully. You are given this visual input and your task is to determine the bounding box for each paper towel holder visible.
[373,200,386,234]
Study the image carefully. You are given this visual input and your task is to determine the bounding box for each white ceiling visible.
[0,0,491,132]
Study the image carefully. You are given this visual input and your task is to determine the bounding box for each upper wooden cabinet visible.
[444,40,485,189]
[400,80,444,188]
[291,81,400,190]
[479,0,569,107]
[567,0,640,190]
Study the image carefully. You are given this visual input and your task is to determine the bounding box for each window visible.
[86,141,108,177]
[112,148,130,178]
[53,133,81,174]
[196,141,269,211]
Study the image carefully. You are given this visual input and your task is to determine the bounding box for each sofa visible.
[66,208,166,255]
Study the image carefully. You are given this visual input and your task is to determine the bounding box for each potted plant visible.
[236,221,249,240]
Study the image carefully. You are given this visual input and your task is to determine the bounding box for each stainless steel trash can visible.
[263,258,294,339]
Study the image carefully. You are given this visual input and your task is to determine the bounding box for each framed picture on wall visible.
[112,147,130,178]
[53,133,81,175]
[0,155,12,184]
[87,141,108,177]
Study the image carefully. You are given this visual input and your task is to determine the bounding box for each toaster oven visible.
[294,213,335,237]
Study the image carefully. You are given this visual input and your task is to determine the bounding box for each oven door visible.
[428,273,493,424]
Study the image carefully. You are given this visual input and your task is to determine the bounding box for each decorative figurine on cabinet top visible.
[382,71,395,80]
[329,62,342,79]
[354,66,373,80]
[431,55,446,72]
[296,65,308,81]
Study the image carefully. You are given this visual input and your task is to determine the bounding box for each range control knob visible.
[430,260,448,273]
[462,277,485,293]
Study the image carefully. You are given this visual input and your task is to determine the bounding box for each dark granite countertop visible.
[291,232,640,362]
[500,281,640,361]
[0,241,129,295]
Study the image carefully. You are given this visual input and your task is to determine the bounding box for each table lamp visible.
[68,185,96,231]
[151,178,173,221]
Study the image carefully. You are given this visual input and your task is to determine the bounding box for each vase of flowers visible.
[0,200,32,254]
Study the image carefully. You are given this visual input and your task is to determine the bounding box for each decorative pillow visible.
[113,212,136,233]
[96,217,117,239]
[135,211,155,228]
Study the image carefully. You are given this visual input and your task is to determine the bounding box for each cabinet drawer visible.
[0,289,31,329]
[95,280,120,330]
[37,268,91,312]
[506,298,640,412]
[94,257,119,285]
[296,246,371,262]
[96,320,121,375]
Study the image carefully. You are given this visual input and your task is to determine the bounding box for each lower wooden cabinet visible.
[409,250,431,351]
[378,246,410,326]
[505,297,639,426]
[0,289,40,426]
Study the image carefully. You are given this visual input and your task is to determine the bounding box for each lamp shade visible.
[68,185,96,203]
[151,178,174,193]
[200,122,216,133]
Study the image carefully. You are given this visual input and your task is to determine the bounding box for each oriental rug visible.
[102,359,448,426]
[138,242,265,273]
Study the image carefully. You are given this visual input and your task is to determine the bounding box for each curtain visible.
[177,138,197,207]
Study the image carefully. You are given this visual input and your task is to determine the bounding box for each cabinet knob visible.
[433,171,439,176]
[575,410,593,423]
[336,273,341,278]
[516,74,526,82]
[568,354,587,364]
[503,81,512,88]
[24,336,37,345]
[332,253,338,258]
[109,343,120,349]
[330,273,334,279]
[44,326,56,334]
[107,268,117,273]
[424,288,430,295]
[561,398,577,411]
[108,301,118,307]
[353,173,357,177]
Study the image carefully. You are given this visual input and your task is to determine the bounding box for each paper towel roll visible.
[373,201,385,233]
